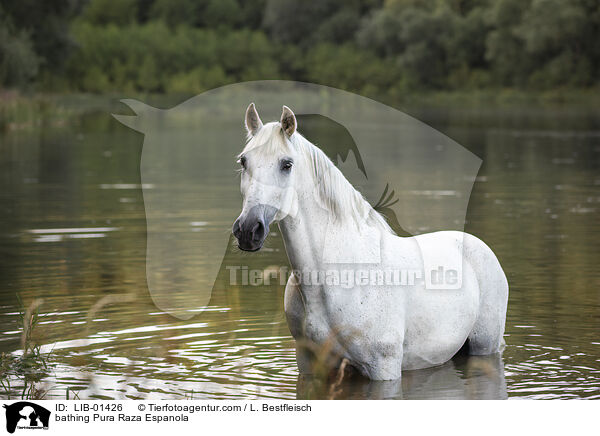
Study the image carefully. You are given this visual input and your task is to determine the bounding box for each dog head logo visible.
[3,402,50,433]
[114,81,481,318]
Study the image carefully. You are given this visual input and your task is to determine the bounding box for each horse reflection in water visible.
[297,353,507,400]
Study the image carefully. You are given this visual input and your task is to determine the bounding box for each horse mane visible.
[242,122,394,235]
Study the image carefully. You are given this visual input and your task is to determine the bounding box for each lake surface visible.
[1,97,599,399]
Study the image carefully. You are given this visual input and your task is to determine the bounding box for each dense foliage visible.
[1,0,599,94]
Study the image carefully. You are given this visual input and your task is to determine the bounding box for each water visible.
[1,99,599,399]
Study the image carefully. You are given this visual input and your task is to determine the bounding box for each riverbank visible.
[2,87,599,133]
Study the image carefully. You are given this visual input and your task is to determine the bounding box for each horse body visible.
[233,104,508,380]
[281,195,507,380]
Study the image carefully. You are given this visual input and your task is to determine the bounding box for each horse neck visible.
[278,193,338,273]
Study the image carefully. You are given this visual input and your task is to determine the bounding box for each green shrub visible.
[0,11,39,87]
[166,66,230,93]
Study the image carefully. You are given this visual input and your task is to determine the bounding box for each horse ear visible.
[245,103,263,136]
[280,105,296,137]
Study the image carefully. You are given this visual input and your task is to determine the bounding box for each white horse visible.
[232,103,509,380]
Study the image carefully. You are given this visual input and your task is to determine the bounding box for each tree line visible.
[1,0,599,96]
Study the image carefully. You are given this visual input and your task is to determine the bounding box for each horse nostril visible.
[251,221,265,241]
[232,219,242,239]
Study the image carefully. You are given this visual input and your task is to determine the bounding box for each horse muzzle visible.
[232,204,276,252]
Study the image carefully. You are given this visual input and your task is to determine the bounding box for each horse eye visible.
[280,160,293,172]
[238,156,247,169]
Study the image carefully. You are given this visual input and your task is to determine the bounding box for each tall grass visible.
[0,297,53,400]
